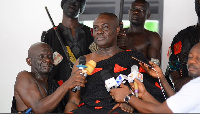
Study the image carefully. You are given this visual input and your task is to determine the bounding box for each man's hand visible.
[111,102,134,113]
[64,69,87,89]
[120,102,134,113]
[117,28,129,50]
[110,84,131,103]
[130,79,147,99]
[139,61,164,79]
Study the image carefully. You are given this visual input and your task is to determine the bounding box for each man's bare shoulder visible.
[15,71,34,89]
[17,70,32,79]
[145,29,161,38]
[145,29,161,43]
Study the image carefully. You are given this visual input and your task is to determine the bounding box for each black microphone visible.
[71,56,86,93]
[72,57,96,93]
[101,70,118,92]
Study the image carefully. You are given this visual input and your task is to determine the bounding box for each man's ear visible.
[116,26,120,35]
[26,58,32,66]
[147,13,151,19]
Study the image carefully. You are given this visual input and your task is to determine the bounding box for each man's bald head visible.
[95,12,119,28]
[93,12,120,48]
[28,42,52,58]
[27,42,53,73]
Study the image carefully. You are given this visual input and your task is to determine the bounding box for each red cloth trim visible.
[139,66,146,73]
[113,113,119,114]
[167,46,171,59]
[114,64,127,73]
[78,103,84,107]
[174,41,182,55]
[95,107,103,109]
[91,68,103,75]
[54,26,58,30]
[155,82,161,89]
[57,80,63,86]
[95,100,101,104]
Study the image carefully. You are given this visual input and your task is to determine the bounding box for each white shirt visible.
[166,77,200,113]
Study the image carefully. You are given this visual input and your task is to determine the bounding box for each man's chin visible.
[189,73,199,79]
[41,69,51,75]
[41,72,50,76]
[131,22,141,26]
[65,12,79,18]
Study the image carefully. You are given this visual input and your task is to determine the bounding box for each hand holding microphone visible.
[130,79,147,99]
[72,58,96,93]
[71,56,86,92]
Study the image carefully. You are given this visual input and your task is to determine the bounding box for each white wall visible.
[0,0,62,112]
[0,0,197,113]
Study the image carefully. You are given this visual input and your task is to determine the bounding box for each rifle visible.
[119,0,124,29]
[118,0,127,50]
[45,6,73,69]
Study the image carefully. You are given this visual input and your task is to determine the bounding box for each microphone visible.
[72,56,86,92]
[128,65,143,83]
[116,74,134,94]
[127,65,143,97]
[72,59,96,93]
[101,70,118,92]
[115,74,128,86]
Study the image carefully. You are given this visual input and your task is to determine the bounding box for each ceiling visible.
[79,0,163,35]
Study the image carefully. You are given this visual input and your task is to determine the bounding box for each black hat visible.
[61,0,86,14]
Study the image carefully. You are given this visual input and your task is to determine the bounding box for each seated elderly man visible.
[11,42,86,113]
[65,12,165,113]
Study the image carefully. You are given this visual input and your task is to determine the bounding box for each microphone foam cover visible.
[85,60,96,75]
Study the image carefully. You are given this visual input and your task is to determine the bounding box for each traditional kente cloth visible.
[72,50,165,113]
[166,25,200,78]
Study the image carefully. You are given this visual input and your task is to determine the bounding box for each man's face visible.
[93,15,119,48]
[129,1,149,26]
[63,0,81,18]
[187,44,200,78]
[195,0,200,17]
[31,45,53,75]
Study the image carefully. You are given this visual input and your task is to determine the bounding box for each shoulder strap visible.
[33,79,46,98]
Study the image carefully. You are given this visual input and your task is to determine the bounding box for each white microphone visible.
[101,70,118,92]
[127,65,143,97]
[115,74,128,86]
[128,65,143,83]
